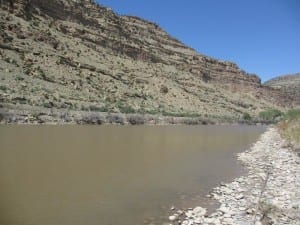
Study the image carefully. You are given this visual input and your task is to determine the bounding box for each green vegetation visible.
[258,109,283,121]
[43,102,53,108]
[242,112,251,121]
[161,110,201,118]
[117,102,136,114]
[89,105,109,112]
[0,85,8,91]
[15,76,24,81]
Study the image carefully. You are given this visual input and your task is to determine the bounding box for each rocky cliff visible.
[0,0,296,123]
[265,73,300,107]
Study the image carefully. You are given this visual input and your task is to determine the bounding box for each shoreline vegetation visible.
[167,110,300,225]
[0,103,297,126]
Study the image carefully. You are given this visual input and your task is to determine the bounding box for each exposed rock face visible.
[265,73,300,107]
[0,0,297,120]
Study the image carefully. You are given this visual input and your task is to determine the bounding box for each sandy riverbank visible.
[168,127,300,225]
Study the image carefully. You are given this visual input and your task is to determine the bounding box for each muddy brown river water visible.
[0,125,264,225]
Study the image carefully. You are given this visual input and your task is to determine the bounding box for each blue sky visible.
[97,0,300,82]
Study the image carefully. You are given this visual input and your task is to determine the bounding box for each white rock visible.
[219,206,231,214]
[236,194,244,200]
[185,210,194,218]
[168,214,178,221]
[223,217,234,224]
[193,206,207,217]
[194,218,203,224]
[204,218,214,223]
[181,220,193,225]
[224,213,231,218]
[177,210,184,215]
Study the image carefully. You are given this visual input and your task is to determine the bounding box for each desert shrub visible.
[160,85,168,94]
[117,103,135,114]
[81,113,104,125]
[259,109,283,121]
[127,115,145,125]
[182,118,201,125]
[144,109,159,115]
[107,114,124,125]
[60,112,72,122]
[12,97,27,104]
[162,110,201,118]
[242,112,251,121]
[15,76,24,81]
[43,102,53,108]
[0,85,7,91]
[89,105,109,112]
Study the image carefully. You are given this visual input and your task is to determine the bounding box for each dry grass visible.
[277,109,300,148]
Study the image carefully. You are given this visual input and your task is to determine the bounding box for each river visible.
[0,125,264,225]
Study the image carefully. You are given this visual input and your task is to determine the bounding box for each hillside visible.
[265,73,300,107]
[0,0,297,123]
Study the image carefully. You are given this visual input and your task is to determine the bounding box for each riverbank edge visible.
[0,105,269,125]
[168,127,300,225]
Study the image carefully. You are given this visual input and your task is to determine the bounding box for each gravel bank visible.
[169,127,300,225]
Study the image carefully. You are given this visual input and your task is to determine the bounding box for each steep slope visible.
[0,0,295,123]
[265,73,300,107]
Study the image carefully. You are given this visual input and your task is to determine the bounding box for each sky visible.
[97,0,300,82]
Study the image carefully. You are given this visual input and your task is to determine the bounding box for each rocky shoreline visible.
[168,127,300,225]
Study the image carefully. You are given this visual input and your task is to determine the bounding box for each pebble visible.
[168,214,178,221]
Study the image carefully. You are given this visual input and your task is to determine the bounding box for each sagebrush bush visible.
[259,109,283,121]
[127,115,145,125]
[242,112,251,120]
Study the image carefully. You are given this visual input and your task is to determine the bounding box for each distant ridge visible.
[265,73,300,107]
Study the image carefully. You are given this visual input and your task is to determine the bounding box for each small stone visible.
[193,206,207,217]
[181,221,193,225]
[177,210,184,215]
[219,206,230,214]
[246,208,254,214]
[223,217,234,224]
[236,194,244,200]
[194,218,202,224]
[168,214,178,221]
[185,210,194,218]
